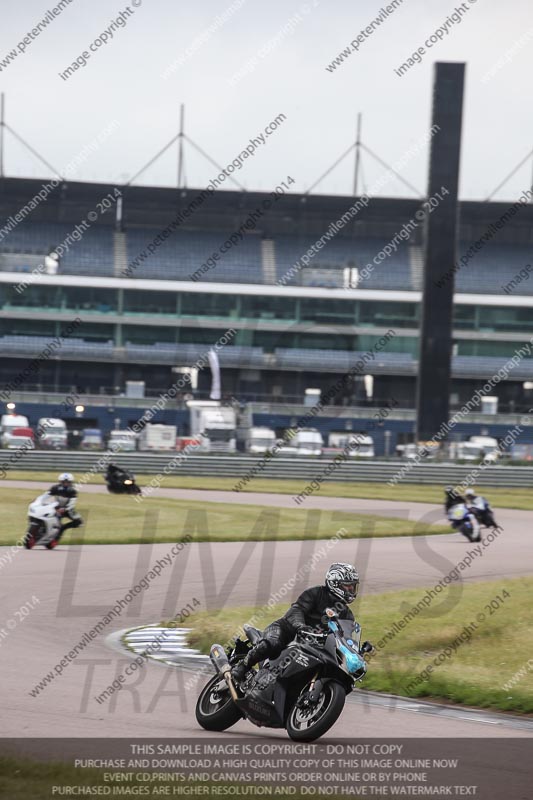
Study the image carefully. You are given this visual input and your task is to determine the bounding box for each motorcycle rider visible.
[444,485,465,512]
[464,488,498,528]
[105,462,127,484]
[231,563,367,682]
[105,461,140,494]
[49,472,83,541]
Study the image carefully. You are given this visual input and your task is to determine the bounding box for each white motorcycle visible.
[24,492,67,550]
[447,502,481,543]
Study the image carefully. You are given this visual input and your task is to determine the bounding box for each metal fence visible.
[2,451,533,487]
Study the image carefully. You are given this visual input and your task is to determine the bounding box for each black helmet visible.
[326,562,359,603]
[445,485,460,499]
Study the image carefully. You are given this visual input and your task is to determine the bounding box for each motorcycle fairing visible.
[28,492,62,544]
[234,669,284,728]
[449,504,468,521]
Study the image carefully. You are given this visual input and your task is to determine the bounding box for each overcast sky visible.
[1,0,532,201]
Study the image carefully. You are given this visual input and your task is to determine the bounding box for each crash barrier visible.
[2,451,533,487]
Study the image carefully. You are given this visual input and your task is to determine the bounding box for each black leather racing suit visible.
[106,463,128,483]
[444,491,465,513]
[49,484,83,538]
[240,585,355,672]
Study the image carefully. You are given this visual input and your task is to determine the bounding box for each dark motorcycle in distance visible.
[105,464,142,495]
[196,608,372,742]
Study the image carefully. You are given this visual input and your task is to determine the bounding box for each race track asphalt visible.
[0,482,531,742]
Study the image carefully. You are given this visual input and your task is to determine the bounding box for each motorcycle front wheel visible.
[459,522,475,542]
[286,680,345,742]
[195,675,242,731]
[24,522,41,549]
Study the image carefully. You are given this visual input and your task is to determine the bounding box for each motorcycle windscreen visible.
[338,619,361,649]
[33,494,58,507]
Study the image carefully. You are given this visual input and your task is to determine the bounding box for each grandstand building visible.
[1,176,533,452]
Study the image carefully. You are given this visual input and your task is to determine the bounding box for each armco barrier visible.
[2,451,533,487]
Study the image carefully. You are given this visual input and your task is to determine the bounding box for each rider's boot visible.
[231,639,270,682]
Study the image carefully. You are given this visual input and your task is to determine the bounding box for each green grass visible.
[3,468,533,509]
[0,757,118,800]
[0,756,325,800]
[0,487,447,546]
[176,577,533,714]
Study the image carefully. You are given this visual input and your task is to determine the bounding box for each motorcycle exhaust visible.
[210,644,238,702]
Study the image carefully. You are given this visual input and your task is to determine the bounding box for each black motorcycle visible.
[196,609,372,742]
[468,497,498,529]
[105,465,142,495]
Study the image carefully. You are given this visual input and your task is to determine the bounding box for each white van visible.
[109,430,138,452]
[468,436,499,461]
[37,418,68,449]
[247,427,276,454]
[328,432,375,458]
[296,429,323,456]
[450,436,499,463]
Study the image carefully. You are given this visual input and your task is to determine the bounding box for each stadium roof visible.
[1,177,533,241]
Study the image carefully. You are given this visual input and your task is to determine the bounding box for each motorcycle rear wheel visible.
[196,675,242,731]
[286,680,345,742]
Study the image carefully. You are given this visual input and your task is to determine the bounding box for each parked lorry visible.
[138,424,177,451]
[0,414,30,448]
[188,401,237,453]
[36,418,68,449]
[5,426,35,450]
